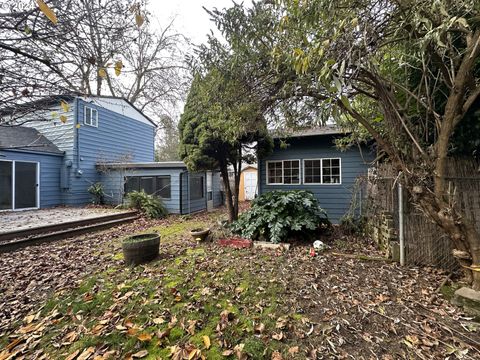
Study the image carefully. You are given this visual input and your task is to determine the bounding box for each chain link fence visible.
[365,159,480,272]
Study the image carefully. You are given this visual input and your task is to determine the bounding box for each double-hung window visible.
[303,158,341,184]
[266,160,300,184]
[84,106,98,127]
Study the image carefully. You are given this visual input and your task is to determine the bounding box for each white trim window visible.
[304,158,341,184]
[84,106,98,127]
[266,160,300,185]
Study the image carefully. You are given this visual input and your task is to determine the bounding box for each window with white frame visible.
[84,106,98,127]
[304,159,322,184]
[304,158,341,184]
[266,160,300,184]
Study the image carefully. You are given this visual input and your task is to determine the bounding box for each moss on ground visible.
[24,239,301,359]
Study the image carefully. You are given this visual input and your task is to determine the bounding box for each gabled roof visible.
[1,94,157,128]
[0,126,63,155]
[273,126,347,138]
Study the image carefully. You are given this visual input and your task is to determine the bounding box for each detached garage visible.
[0,127,64,210]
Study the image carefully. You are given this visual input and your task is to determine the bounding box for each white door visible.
[206,171,214,211]
[244,171,257,200]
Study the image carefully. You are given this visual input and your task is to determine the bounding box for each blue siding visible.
[65,99,155,205]
[0,149,64,208]
[259,135,374,223]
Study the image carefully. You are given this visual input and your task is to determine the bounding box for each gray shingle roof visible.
[0,126,63,155]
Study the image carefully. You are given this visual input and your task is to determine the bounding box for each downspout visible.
[398,182,405,266]
[74,97,81,175]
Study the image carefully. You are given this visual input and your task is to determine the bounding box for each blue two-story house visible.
[258,127,374,223]
[0,95,222,214]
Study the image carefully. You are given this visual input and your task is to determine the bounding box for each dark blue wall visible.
[258,135,374,223]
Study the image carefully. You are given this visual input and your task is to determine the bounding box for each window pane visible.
[124,177,139,194]
[92,109,98,126]
[304,159,321,184]
[140,177,155,195]
[267,161,283,184]
[0,161,12,210]
[156,176,171,198]
[321,158,341,184]
[284,160,299,184]
[190,176,204,200]
[15,162,37,208]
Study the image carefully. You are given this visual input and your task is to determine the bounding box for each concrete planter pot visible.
[122,233,160,266]
[190,228,210,242]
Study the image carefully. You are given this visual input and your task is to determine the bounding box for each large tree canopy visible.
[179,61,272,222]
[0,0,186,127]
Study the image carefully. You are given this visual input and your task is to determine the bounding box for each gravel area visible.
[0,207,128,233]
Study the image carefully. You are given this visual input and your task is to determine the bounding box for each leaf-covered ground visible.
[1,208,480,359]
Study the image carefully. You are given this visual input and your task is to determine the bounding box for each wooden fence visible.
[365,158,480,271]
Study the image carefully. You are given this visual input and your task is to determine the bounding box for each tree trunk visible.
[220,164,236,223]
[416,192,480,290]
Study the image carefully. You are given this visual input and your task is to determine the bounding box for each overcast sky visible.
[149,0,252,46]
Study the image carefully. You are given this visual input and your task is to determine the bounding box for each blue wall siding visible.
[64,99,155,205]
[0,149,64,208]
[258,135,374,223]
[100,168,184,214]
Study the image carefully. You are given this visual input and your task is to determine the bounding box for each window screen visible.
[190,176,204,200]
[155,176,171,198]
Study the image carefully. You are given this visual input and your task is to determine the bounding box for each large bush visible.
[126,190,167,219]
[231,190,330,243]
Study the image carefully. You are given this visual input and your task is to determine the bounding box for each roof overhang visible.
[97,161,187,170]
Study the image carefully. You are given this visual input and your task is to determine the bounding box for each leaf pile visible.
[1,207,479,359]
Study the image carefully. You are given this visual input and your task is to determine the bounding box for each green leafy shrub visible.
[87,182,105,205]
[231,190,330,243]
[125,190,167,219]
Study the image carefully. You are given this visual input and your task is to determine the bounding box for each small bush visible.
[231,190,330,243]
[339,215,367,236]
[125,190,167,219]
[87,182,105,205]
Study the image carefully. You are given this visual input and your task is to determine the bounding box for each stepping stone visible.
[252,241,290,251]
[452,287,480,316]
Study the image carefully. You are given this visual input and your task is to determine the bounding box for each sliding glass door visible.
[0,160,39,210]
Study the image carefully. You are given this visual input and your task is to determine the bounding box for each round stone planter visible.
[190,228,210,242]
[122,233,160,266]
